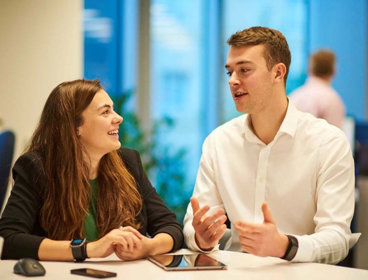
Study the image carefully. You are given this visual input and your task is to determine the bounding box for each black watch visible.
[70,238,88,262]
[281,235,298,261]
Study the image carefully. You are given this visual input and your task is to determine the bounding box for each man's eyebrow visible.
[225,60,253,69]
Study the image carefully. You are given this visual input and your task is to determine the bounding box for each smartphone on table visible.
[71,268,117,278]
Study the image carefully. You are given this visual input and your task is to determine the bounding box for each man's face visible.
[225,45,275,114]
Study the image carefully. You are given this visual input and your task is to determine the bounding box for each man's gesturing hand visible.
[190,197,227,251]
[234,202,289,258]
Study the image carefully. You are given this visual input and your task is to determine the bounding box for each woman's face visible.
[77,90,123,160]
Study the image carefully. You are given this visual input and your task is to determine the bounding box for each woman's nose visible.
[113,112,123,124]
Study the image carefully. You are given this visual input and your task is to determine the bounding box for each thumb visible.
[262,202,275,224]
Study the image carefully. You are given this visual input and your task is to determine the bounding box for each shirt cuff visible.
[291,235,314,262]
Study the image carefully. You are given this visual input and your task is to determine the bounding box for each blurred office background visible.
[0,0,367,268]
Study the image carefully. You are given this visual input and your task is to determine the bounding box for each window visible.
[84,0,309,221]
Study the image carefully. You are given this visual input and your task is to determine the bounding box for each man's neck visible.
[249,97,288,145]
[311,74,333,84]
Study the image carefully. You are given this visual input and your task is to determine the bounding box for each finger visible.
[234,221,262,233]
[124,234,135,252]
[115,248,124,260]
[117,251,134,261]
[237,231,258,242]
[129,233,143,250]
[201,210,226,230]
[262,202,275,224]
[240,243,255,254]
[205,215,227,236]
[209,224,227,242]
[116,239,127,251]
[121,226,144,240]
[208,214,227,230]
[115,249,133,261]
[192,205,210,226]
[190,197,200,213]
[238,232,260,246]
[238,235,257,249]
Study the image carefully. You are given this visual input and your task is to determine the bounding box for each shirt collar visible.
[278,100,298,138]
[242,100,299,143]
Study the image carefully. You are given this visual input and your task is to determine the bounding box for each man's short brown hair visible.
[227,26,291,84]
[309,49,335,78]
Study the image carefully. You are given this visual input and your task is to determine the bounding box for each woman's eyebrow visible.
[97,104,112,110]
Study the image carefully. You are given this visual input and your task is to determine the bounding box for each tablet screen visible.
[148,254,227,271]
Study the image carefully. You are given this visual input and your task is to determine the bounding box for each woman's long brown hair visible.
[27,79,142,240]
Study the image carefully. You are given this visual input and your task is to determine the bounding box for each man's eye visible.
[240,68,249,73]
[226,71,232,77]
[102,110,109,115]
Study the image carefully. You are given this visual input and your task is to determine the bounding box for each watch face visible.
[71,239,84,246]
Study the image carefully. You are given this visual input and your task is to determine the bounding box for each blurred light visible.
[83,9,112,43]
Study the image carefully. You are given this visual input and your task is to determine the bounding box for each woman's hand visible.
[87,227,144,258]
[115,236,152,260]
[115,231,174,261]
[114,226,150,260]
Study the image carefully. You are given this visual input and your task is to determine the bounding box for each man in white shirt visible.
[289,49,345,129]
[183,26,355,264]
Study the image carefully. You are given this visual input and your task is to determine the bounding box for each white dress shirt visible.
[183,102,355,264]
[289,76,345,129]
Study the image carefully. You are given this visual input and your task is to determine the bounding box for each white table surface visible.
[1,249,368,280]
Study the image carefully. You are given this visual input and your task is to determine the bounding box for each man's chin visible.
[235,105,249,114]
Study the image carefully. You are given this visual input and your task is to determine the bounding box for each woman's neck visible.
[84,153,102,180]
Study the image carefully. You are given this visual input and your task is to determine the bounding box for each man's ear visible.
[273,63,287,82]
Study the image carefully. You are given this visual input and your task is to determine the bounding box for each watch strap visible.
[70,238,88,262]
[281,235,298,261]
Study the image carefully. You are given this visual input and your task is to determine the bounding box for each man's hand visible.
[234,202,289,258]
[190,197,227,251]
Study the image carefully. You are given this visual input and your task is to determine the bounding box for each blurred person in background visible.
[289,49,345,129]
[0,79,183,261]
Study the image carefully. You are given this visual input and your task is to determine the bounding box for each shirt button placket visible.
[254,146,270,223]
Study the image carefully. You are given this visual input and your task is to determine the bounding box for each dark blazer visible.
[0,148,183,259]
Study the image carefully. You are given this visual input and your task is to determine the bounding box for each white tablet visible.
[148,253,227,271]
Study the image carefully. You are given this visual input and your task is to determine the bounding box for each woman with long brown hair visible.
[0,79,183,261]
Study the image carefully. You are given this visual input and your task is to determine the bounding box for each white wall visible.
[0,0,83,206]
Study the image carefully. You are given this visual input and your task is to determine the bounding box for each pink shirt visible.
[289,76,345,128]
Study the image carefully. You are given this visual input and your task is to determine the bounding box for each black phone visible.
[70,268,117,278]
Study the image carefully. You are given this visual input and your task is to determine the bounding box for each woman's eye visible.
[102,110,109,115]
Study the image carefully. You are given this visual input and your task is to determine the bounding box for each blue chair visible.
[0,130,15,210]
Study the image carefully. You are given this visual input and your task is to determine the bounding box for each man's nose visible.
[229,72,240,86]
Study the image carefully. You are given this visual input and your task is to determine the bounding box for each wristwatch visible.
[281,235,298,261]
[70,238,88,262]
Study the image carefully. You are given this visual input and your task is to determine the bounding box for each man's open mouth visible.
[234,92,247,97]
